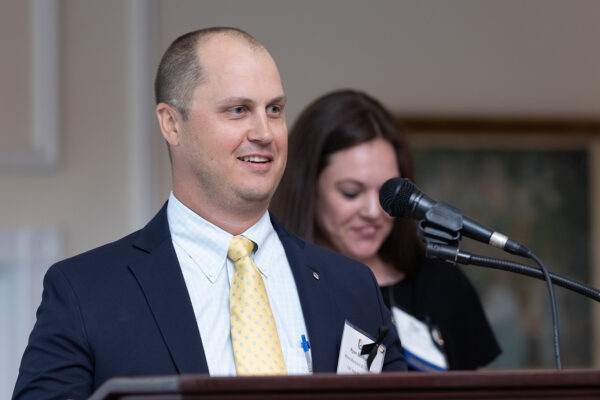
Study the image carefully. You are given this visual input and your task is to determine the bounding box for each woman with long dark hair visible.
[271,89,500,370]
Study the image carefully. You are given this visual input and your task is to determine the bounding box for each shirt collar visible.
[166,192,275,277]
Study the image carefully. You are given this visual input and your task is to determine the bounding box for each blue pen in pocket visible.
[301,334,312,373]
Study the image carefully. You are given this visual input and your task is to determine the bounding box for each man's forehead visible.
[198,29,261,49]
[203,39,274,74]
[194,36,282,93]
[197,33,265,63]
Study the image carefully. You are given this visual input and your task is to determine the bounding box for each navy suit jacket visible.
[13,203,406,399]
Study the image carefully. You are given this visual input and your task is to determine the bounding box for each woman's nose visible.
[360,193,382,219]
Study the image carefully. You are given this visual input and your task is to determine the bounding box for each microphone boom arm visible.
[426,243,600,303]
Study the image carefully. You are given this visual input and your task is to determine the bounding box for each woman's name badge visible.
[336,320,385,374]
[391,306,448,371]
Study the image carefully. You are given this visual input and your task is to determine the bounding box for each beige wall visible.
[1,1,599,391]
[1,1,133,256]
[4,0,599,254]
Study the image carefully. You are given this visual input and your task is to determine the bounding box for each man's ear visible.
[156,103,183,147]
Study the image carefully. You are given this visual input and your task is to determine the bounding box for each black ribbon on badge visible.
[360,325,389,371]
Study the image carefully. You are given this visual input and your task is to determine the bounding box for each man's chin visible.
[237,187,274,206]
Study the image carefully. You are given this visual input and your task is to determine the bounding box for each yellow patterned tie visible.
[228,235,287,375]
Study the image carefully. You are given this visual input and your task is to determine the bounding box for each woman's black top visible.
[380,258,501,370]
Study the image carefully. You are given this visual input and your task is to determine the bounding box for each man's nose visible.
[247,111,273,143]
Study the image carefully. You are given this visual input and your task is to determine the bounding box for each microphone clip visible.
[417,201,464,249]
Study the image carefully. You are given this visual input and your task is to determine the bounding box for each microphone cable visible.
[528,251,562,370]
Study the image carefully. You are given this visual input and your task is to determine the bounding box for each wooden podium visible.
[89,369,600,399]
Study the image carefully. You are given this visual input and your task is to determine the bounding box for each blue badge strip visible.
[404,349,447,372]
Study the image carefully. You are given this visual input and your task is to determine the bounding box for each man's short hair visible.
[154,27,262,120]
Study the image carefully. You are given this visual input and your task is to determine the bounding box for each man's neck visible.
[171,188,268,236]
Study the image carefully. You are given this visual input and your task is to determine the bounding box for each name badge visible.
[391,306,448,371]
[336,320,385,374]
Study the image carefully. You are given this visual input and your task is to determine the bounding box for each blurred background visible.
[1,0,600,396]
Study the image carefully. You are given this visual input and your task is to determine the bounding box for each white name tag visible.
[336,320,385,374]
[391,306,447,371]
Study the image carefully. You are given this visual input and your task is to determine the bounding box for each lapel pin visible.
[312,272,319,280]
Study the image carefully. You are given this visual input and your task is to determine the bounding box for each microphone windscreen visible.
[379,177,416,217]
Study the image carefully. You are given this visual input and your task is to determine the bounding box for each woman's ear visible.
[156,103,182,147]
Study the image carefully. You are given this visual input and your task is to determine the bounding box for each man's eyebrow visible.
[216,96,254,107]
[215,95,287,107]
[270,95,287,105]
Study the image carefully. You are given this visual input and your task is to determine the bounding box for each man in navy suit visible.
[13,27,406,399]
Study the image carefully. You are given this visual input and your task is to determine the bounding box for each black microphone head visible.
[379,177,417,217]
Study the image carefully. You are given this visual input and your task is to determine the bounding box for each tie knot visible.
[227,235,255,262]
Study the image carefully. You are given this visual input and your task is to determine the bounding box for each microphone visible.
[379,177,531,258]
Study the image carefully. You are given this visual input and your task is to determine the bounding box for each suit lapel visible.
[129,204,208,374]
[272,217,340,372]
